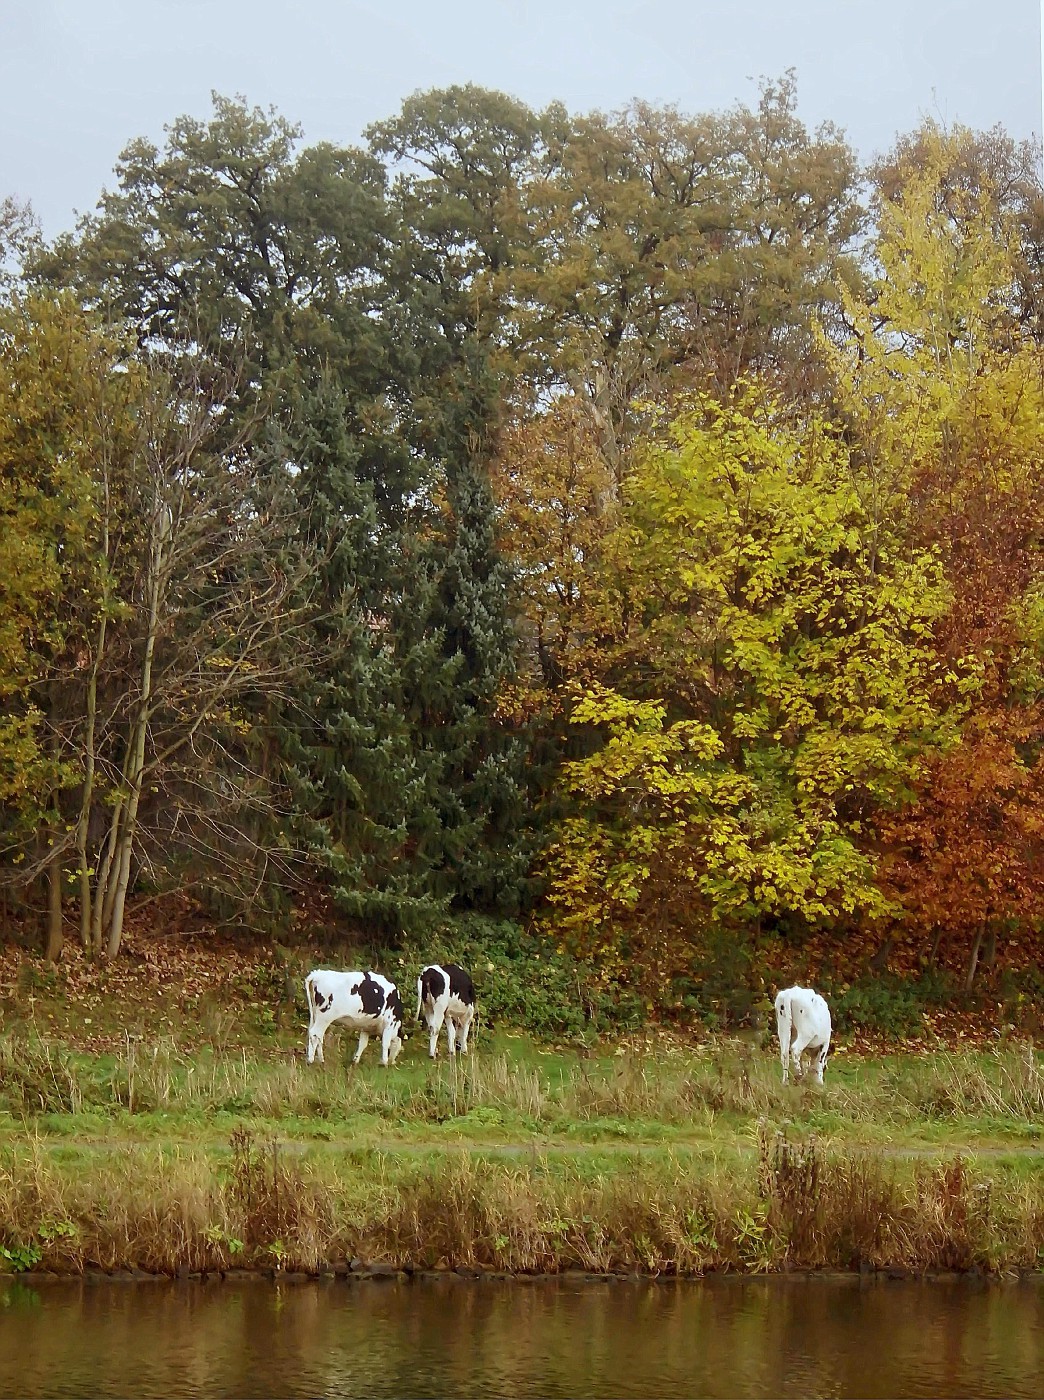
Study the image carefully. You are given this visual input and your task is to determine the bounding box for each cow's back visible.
[791,988,830,1041]
[445,964,475,1007]
[307,969,400,1026]
[307,969,351,1017]
[419,963,475,1010]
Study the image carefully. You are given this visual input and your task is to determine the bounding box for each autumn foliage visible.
[4,89,1044,1018]
[497,124,1044,1000]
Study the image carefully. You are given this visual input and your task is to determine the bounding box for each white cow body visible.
[775,985,831,1085]
[416,963,476,1058]
[305,969,404,1066]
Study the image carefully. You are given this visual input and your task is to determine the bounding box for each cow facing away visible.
[416,963,476,1058]
[775,985,831,1085]
[305,969,404,1067]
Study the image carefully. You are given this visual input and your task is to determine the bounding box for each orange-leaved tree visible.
[825,126,1044,985]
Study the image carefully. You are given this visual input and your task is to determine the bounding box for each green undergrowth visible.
[399,917,647,1039]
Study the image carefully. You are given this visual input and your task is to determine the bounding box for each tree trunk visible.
[869,936,894,974]
[44,840,63,963]
[92,794,124,955]
[106,806,141,960]
[927,926,944,967]
[965,920,986,993]
[104,481,166,959]
[77,501,110,951]
[76,614,107,951]
[44,722,65,963]
[984,924,998,973]
[105,664,154,959]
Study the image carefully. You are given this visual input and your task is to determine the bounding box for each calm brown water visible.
[0,1274,1041,1398]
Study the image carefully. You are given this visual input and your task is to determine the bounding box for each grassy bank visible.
[0,1030,1041,1278]
[2,1031,1043,1147]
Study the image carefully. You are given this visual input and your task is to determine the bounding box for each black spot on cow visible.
[313,989,331,1013]
[357,973,386,1017]
[418,966,447,1018]
[446,964,475,1006]
[387,985,404,1028]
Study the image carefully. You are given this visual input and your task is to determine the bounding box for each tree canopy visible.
[3,88,1044,1009]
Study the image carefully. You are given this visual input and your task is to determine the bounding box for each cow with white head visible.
[775,985,831,1085]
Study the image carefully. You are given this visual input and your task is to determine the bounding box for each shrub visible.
[673,926,763,1030]
[997,965,1044,1037]
[401,915,643,1040]
[823,970,953,1039]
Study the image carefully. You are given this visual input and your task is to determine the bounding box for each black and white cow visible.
[416,963,476,1058]
[304,969,404,1066]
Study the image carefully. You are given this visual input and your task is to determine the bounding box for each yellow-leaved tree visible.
[0,296,139,957]
[540,392,952,1002]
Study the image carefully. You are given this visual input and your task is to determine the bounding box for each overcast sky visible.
[2,0,1041,239]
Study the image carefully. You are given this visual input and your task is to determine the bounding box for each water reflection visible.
[0,1273,1040,1398]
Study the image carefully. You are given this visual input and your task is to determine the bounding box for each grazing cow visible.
[416,963,476,1058]
[304,969,404,1067]
[775,985,831,1085]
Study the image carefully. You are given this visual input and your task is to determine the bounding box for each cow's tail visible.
[415,974,423,1024]
[305,973,317,1015]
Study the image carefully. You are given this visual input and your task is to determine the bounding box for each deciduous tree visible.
[541,396,949,990]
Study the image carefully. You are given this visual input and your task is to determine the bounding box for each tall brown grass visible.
[885,1045,1044,1120]
[1,1033,1041,1277]
[0,1128,1040,1277]
[2,1032,1042,1129]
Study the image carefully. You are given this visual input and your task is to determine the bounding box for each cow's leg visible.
[791,1030,810,1082]
[352,1031,370,1065]
[458,1006,474,1054]
[777,1009,792,1085]
[307,1015,327,1065]
[446,1016,458,1056]
[428,1003,446,1059]
[814,1039,829,1085]
[380,1022,397,1066]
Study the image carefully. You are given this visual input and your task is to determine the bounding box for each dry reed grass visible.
[0,1128,1040,1278]
[887,1045,1044,1121]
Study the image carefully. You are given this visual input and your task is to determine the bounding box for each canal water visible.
[1,1273,1041,1398]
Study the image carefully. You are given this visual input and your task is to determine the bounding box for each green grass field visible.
[3,1025,1042,1153]
[0,1015,1041,1278]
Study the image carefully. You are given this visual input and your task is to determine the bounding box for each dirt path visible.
[7,1133,1042,1160]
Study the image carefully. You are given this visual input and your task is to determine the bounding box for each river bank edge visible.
[10,1262,1044,1286]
